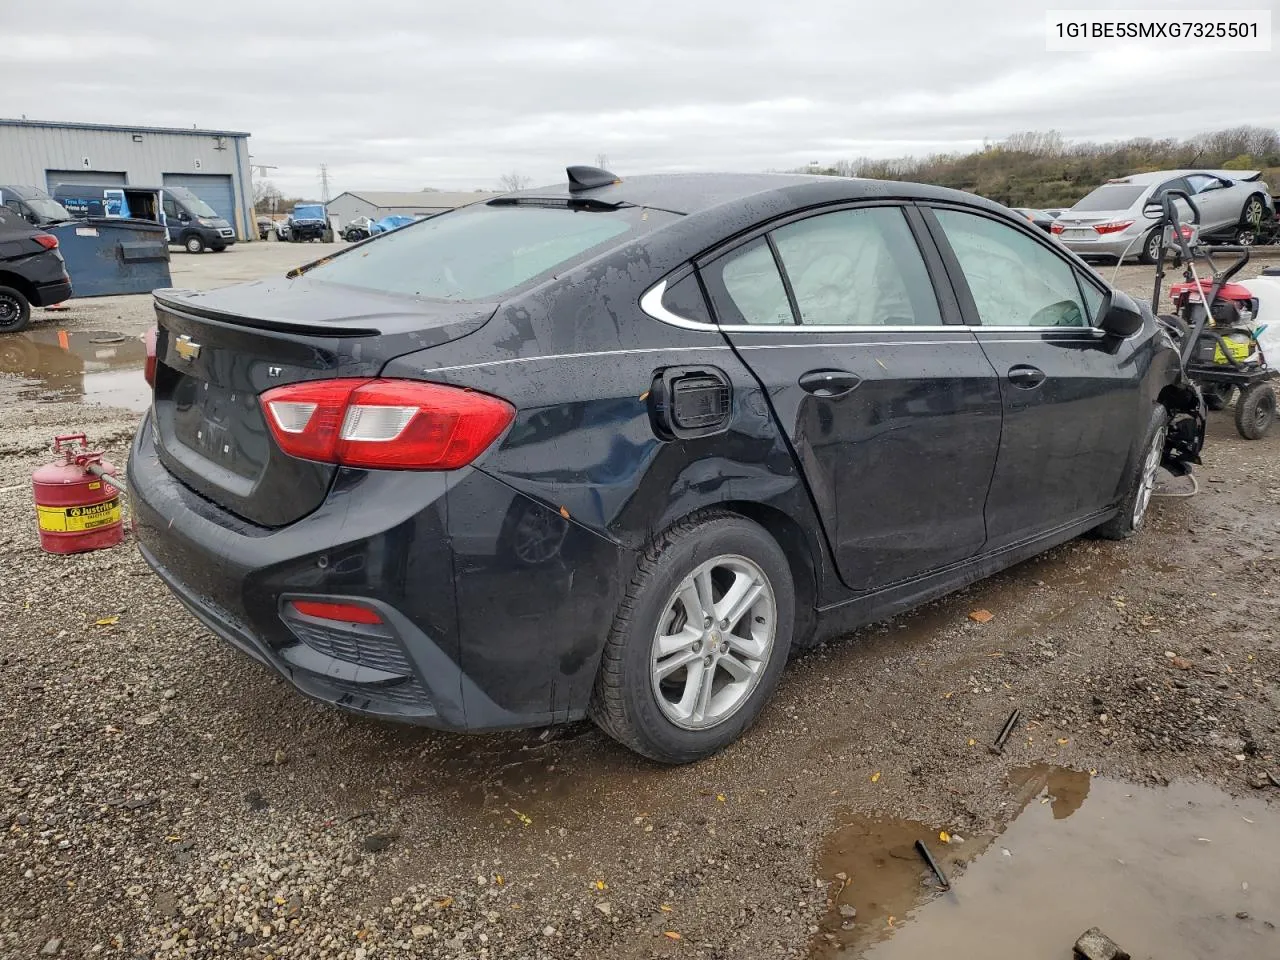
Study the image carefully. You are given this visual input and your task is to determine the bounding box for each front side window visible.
[934,209,1087,328]
[770,207,940,326]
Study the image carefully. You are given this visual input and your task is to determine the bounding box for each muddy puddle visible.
[0,328,149,412]
[816,767,1279,959]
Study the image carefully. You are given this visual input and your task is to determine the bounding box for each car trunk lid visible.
[150,277,497,527]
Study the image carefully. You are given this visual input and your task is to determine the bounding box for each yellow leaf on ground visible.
[495,875,504,886]
[968,609,994,624]
[509,808,532,826]
[1057,738,1070,745]
[967,738,976,747]
[871,772,881,783]
[939,831,951,844]
[594,880,607,891]
[664,931,682,940]
[660,905,673,913]
[716,794,725,802]
[95,616,120,626]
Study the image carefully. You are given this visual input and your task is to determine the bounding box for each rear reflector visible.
[144,325,158,387]
[1050,222,1064,235]
[261,378,514,470]
[290,600,383,625]
[33,233,58,250]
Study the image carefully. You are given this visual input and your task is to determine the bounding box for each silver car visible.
[1054,170,1272,263]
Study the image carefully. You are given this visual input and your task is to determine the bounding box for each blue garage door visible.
[161,173,236,230]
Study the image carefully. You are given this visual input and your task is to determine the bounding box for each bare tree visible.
[253,179,282,215]
[499,171,530,192]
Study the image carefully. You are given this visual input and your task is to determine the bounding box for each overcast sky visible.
[6,0,1277,197]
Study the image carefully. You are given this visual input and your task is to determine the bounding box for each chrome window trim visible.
[640,279,963,334]
[640,279,1103,336]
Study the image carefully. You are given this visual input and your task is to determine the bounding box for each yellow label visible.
[88,481,101,490]
[37,497,121,533]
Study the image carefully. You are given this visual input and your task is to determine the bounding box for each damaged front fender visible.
[1159,380,1206,477]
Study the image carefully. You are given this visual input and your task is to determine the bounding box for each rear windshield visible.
[303,202,672,301]
[1071,184,1147,212]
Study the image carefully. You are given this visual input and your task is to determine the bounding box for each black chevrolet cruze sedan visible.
[129,166,1203,763]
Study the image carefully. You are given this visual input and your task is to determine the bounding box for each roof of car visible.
[504,172,1004,217]
[1110,168,1260,186]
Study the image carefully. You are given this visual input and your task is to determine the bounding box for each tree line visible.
[797,126,1280,209]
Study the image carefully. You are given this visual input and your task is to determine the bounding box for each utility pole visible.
[319,164,331,204]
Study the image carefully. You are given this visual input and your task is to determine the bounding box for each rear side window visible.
[935,209,1087,327]
[302,203,668,301]
[702,237,795,325]
[771,207,940,326]
[1071,184,1146,212]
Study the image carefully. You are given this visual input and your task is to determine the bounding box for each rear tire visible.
[1242,194,1266,231]
[0,285,32,333]
[184,235,205,254]
[1139,229,1162,265]
[1094,407,1168,540]
[1235,384,1276,440]
[589,511,794,763]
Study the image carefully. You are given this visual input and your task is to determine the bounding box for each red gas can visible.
[32,434,124,554]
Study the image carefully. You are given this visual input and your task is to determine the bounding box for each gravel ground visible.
[1,243,1278,959]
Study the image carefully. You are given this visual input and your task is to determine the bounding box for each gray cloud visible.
[6,0,1275,196]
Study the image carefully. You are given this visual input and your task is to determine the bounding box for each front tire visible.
[184,235,205,254]
[589,512,794,763]
[1235,384,1276,440]
[1094,407,1168,540]
[0,285,32,333]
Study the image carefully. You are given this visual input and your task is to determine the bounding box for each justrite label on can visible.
[37,497,121,533]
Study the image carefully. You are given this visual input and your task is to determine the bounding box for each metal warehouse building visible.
[326,190,499,225]
[0,118,255,240]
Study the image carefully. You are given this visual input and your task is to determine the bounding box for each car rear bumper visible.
[127,413,629,731]
[32,278,73,306]
[1059,233,1145,259]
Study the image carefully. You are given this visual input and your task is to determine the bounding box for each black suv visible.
[0,207,72,333]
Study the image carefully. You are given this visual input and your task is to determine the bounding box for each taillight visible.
[1092,220,1134,235]
[143,325,158,386]
[1050,222,1064,235]
[33,233,58,250]
[260,378,514,470]
[290,599,382,625]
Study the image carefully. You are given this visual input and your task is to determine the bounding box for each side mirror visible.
[179,212,190,222]
[1099,290,1145,337]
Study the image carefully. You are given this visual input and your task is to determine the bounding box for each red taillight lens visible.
[290,600,382,625]
[260,378,514,470]
[1092,220,1134,235]
[33,233,58,250]
[143,325,158,387]
[1050,222,1064,235]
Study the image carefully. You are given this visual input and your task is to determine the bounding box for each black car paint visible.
[0,211,72,308]
[129,174,1185,732]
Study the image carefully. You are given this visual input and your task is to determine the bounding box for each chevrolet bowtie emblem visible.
[175,335,201,361]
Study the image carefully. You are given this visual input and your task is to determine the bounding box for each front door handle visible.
[799,369,862,398]
[1007,365,1046,389]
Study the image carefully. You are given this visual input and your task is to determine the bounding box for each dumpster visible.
[44,218,171,298]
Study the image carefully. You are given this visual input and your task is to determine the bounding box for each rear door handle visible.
[1007,365,1046,389]
[799,369,862,397]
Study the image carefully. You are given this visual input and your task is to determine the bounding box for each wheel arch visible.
[0,270,37,303]
[646,499,824,648]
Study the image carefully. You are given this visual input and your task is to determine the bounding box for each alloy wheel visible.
[1133,425,1166,528]
[649,555,776,730]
